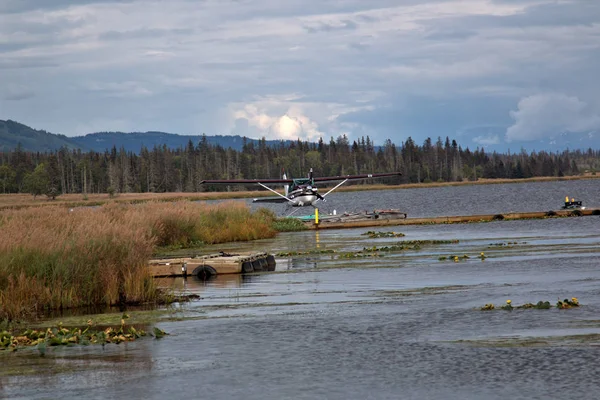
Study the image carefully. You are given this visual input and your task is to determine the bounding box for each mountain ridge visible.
[0,120,81,152]
[2,119,599,154]
[0,119,292,153]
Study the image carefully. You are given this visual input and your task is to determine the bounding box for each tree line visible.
[1,135,599,197]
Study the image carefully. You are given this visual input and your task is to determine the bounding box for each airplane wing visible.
[313,172,401,182]
[200,178,293,185]
[201,178,295,203]
[252,197,289,203]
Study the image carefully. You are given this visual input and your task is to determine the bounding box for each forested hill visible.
[0,119,289,152]
[70,131,289,153]
[2,133,600,196]
[2,119,600,197]
[0,120,81,152]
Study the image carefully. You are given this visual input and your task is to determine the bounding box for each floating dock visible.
[149,252,275,279]
[305,208,600,230]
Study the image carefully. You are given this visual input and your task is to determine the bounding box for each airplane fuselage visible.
[287,188,318,207]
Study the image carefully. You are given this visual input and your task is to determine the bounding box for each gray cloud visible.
[304,20,359,33]
[0,57,61,69]
[5,92,35,101]
[0,0,133,14]
[4,85,35,101]
[98,27,194,41]
[0,0,598,151]
[423,1,600,31]
[424,29,477,41]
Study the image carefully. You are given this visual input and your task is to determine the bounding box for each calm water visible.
[246,178,600,217]
[2,180,600,400]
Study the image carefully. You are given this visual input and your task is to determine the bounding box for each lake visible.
[1,179,600,400]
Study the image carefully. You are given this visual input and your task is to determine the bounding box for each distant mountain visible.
[462,126,600,153]
[0,120,292,153]
[70,131,290,153]
[0,120,82,152]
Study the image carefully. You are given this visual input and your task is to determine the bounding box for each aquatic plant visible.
[500,300,513,311]
[0,318,168,352]
[276,249,336,257]
[487,241,527,249]
[362,244,409,252]
[557,297,579,309]
[361,231,406,238]
[479,298,580,311]
[438,251,490,262]
[364,239,459,253]
[401,239,459,245]
[519,301,551,309]
[271,216,309,232]
[439,254,471,262]
[338,252,384,259]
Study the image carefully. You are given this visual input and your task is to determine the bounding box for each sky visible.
[1,0,599,151]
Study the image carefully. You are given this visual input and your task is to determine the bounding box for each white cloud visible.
[505,93,600,142]
[230,94,379,141]
[232,103,323,141]
[473,134,500,146]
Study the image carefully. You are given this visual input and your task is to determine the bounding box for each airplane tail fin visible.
[282,169,289,196]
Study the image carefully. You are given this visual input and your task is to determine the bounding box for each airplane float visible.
[200,169,402,207]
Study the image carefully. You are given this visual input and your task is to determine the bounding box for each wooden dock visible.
[305,208,600,230]
[149,252,275,279]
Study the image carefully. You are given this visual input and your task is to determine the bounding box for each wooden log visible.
[305,208,600,230]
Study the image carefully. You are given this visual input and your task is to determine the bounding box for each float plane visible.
[200,169,402,207]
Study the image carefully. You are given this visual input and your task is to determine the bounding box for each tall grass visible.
[147,201,276,247]
[0,201,276,322]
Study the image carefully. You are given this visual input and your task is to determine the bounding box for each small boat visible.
[562,196,584,210]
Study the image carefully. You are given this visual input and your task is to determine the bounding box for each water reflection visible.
[1,342,155,397]
[278,256,319,270]
[158,273,246,292]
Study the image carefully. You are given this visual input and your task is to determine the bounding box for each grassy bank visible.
[0,201,276,322]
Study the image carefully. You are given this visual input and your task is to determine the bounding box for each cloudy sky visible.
[1,0,599,151]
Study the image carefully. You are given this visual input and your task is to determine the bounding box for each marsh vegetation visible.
[0,201,277,322]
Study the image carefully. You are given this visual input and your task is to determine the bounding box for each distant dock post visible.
[315,208,319,227]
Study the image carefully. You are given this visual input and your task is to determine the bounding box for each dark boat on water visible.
[562,196,584,209]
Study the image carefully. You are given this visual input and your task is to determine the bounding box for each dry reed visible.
[0,200,276,322]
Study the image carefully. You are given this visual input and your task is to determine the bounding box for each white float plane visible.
[200,169,402,207]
